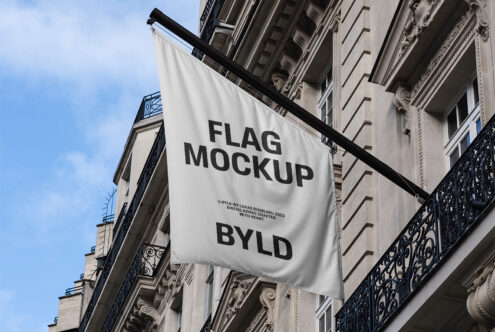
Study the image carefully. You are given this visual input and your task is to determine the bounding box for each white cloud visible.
[0,0,158,90]
[0,1,201,331]
[0,0,164,243]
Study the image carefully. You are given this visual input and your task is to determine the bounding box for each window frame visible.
[318,66,334,128]
[318,66,336,153]
[204,265,214,319]
[443,76,481,168]
[316,295,334,332]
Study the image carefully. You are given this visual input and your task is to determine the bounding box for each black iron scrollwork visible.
[65,285,84,296]
[101,243,167,332]
[79,124,165,332]
[337,114,495,331]
[134,92,163,123]
[192,0,225,59]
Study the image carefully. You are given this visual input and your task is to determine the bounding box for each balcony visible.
[192,0,225,59]
[336,115,495,331]
[134,91,163,123]
[101,243,167,332]
[65,285,84,296]
[79,124,166,332]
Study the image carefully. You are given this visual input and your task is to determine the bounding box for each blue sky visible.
[0,1,197,331]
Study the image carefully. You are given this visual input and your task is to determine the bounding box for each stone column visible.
[466,262,495,330]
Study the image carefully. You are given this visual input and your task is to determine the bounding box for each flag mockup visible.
[152,29,343,298]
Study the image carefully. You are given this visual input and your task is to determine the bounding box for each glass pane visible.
[447,109,457,138]
[319,317,325,332]
[327,93,333,111]
[473,78,479,106]
[320,80,326,93]
[450,149,460,168]
[320,105,326,121]
[460,133,469,154]
[476,118,481,134]
[325,308,332,332]
[327,93,333,127]
[327,68,333,85]
[319,295,326,305]
[458,93,468,122]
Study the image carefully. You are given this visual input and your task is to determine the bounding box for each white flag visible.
[152,29,343,298]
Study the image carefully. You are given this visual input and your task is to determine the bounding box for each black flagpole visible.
[147,8,430,201]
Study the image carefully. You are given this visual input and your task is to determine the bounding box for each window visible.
[444,78,481,168]
[316,295,333,332]
[319,67,336,152]
[177,308,182,332]
[171,289,183,332]
[319,67,333,128]
[204,265,214,319]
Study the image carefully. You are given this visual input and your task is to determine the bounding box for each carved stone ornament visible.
[224,279,250,321]
[271,69,289,91]
[136,297,160,328]
[293,82,303,101]
[296,13,317,35]
[163,264,180,295]
[124,297,159,332]
[465,0,489,41]
[466,262,495,329]
[400,0,439,53]
[259,287,276,330]
[393,85,412,135]
[412,10,472,96]
[245,309,266,332]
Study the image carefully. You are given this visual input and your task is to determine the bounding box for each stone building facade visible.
[49,0,495,331]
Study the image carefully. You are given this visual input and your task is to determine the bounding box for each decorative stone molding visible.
[416,109,424,188]
[284,39,303,60]
[400,0,439,54]
[283,75,297,96]
[271,69,289,91]
[465,0,489,41]
[466,262,495,329]
[330,11,340,33]
[259,286,276,330]
[393,84,412,135]
[153,263,180,307]
[297,13,317,35]
[124,297,158,332]
[224,279,251,321]
[163,264,180,296]
[292,82,303,101]
[245,309,267,332]
[136,298,160,328]
[211,274,277,332]
[412,9,472,98]
[306,2,324,25]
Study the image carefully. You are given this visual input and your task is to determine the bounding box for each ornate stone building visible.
[49,0,495,331]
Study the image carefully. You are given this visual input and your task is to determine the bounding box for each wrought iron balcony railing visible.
[200,314,212,332]
[112,202,127,237]
[79,124,165,332]
[192,0,225,59]
[101,243,167,332]
[134,91,163,123]
[336,114,495,331]
[199,0,215,31]
[101,214,114,223]
[65,285,84,296]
